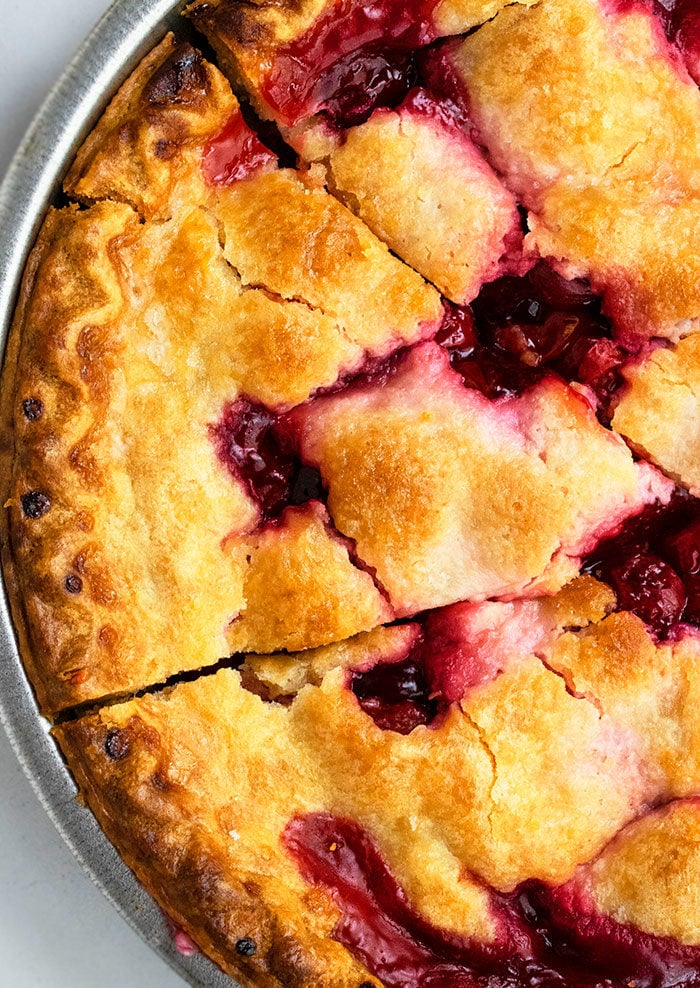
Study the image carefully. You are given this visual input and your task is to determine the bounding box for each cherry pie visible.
[2,1,700,985]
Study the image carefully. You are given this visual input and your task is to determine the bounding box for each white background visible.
[0,2,183,985]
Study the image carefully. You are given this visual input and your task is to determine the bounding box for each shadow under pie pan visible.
[0,1,233,984]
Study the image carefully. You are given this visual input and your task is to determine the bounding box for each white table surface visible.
[0,2,184,985]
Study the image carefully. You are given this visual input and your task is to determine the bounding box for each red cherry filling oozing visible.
[350,653,443,734]
[584,489,700,635]
[202,112,278,186]
[211,400,325,520]
[284,814,700,988]
[437,262,633,420]
[260,0,445,128]
[283,813,530,988]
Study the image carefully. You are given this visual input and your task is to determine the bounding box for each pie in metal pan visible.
[2,0,700,985]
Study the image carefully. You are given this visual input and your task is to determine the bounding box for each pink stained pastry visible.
[287,342,668,615]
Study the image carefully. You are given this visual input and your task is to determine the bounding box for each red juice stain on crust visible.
[400,87,472,134]
[162,912,199,957]
[284,814,700,988]
[261,0,444,128]
[202,112,277,186]
[604,0,700,82]
[419,39,474,123]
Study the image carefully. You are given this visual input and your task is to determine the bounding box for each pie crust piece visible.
[289,342,666,615]
[55,577,700,986]
[612,335,700,495]
[2,37,442,713]
[437,0,700,340]
[322,91,522,304]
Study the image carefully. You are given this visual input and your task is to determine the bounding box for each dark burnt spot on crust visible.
[190,3,269,46]
[104,728,131,761]
[154,138,180,161]
[22,397,44,421]
[98,624,119,651]
[142,44,210,107]
[20,490,51,518]
[359,982,376,988]
[64,574,83,595]
[152,768,172,791]
[236,937,257,956]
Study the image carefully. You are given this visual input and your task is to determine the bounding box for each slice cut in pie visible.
[2,2,700,986]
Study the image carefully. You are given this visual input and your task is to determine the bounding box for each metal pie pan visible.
[0,2,239,985]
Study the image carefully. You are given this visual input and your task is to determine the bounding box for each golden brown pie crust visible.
[4,4,700,988]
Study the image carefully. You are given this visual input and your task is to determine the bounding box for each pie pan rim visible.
[0,1,237,984]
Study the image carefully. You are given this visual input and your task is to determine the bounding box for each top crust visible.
[612,335,700,494]
[291,343,653,615]
[2,39,445,713]
[445,0,700,339]
[6,3,700,984]
[56,579,700,986]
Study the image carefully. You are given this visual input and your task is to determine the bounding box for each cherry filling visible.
[261,0,442,128]
[437,262,632,417]
[583,489,700,634]
[284,814,700,988]
[652,0,700,81]
[283,813,528,988]
[202,113,277,186]
[522,880,700,988]
[211,400,324,519]
[350,651,441,734]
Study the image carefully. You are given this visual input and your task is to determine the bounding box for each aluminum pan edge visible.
[0,2,237,985]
